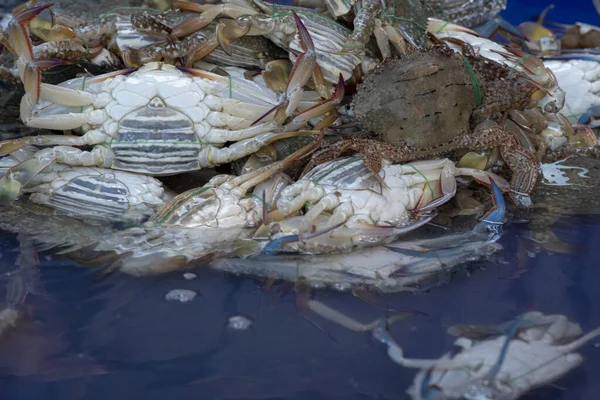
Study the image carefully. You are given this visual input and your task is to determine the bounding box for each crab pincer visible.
[5,3,54,63]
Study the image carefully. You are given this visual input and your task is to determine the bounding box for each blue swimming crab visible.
[304,39,554,206]
[0,5,343,206]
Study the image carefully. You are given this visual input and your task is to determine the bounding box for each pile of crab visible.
[0,0,597,276]
[1,0,600,397]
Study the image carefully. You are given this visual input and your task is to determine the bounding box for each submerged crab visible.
[306,305,600,400]
[401,312,600,399]
[260,156,508,253]
[306,41,550,206]
[0,7,343,206]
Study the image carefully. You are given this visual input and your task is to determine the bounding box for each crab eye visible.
[544,102,559,114]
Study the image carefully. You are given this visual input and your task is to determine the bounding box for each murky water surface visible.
[1,1,600,399]
[1,213,600,400]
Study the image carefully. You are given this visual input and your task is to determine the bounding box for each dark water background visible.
[1,1,600,399]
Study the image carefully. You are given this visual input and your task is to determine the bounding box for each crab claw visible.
[386,178,506,260]
[413,161,457,213]
[171,3,217,37]
[480,177,506,225]
[260,220,346,255]
[6,3,53,63]
[261,59,293,94]
[282,74,345,132]
[216,18,252,56]
[0,157,54,206]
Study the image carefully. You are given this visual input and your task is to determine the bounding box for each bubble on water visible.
[164,289,197,303]
[183,272,197,280]
[228,315,252,330]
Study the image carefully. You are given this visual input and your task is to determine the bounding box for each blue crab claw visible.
[578,105,600,126]
[385,178,506,259]
[480,177,506,225]
[0,157,54,206]
[261,213,436,255]
[260,220,347,255]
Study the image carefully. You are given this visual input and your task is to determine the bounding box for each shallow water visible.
[1,212,600,400]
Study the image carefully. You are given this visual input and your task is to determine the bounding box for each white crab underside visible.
[27,63,289,174]
[544,59,600,127]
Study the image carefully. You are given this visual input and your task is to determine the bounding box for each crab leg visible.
[339,1,381,55]
[283,11,317,116]
[224,134,322,193]
[0,125,112,155]
[200,130,321,168]
[5,3,53,64]
[459,124,539,207]
[5,4,132,112]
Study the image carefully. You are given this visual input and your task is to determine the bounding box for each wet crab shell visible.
[352,46,476,149]
[24,164,172,224]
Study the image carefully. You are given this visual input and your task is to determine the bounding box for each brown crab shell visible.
[352,45,476,150]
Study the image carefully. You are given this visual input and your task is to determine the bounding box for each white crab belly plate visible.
[110,99,202,175]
